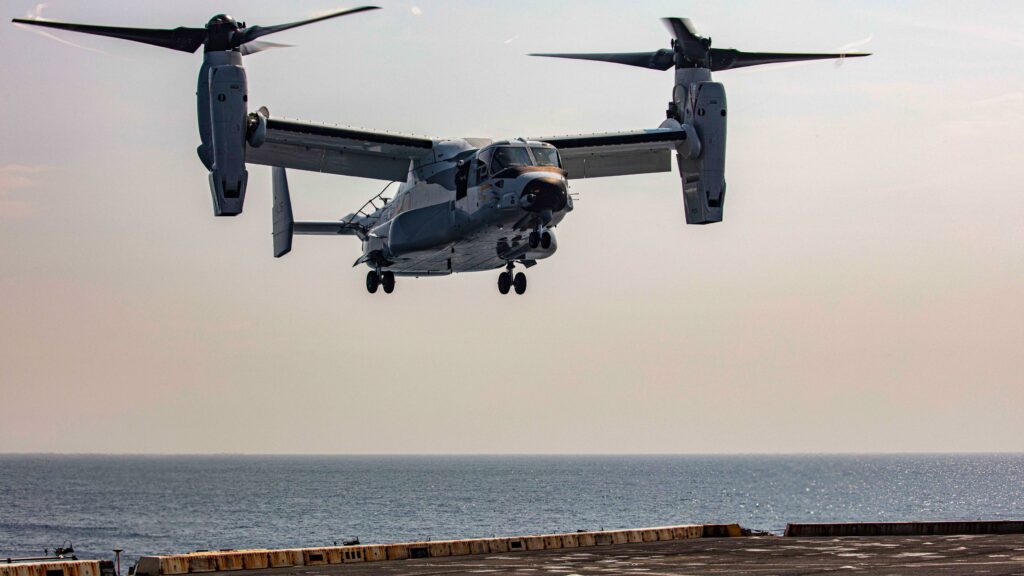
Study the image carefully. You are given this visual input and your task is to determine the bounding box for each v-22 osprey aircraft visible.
[13,8,868,295]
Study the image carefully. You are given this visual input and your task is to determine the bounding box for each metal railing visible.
[341,181,398,229]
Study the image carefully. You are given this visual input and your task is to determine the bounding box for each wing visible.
[532,127,690,179]
[246,118,435,181]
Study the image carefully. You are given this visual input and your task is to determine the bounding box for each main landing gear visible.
[498,262,527,295]
[366,269,395,294]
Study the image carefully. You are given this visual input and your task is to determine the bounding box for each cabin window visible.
[530,147,561,167]
[491,146,533,174]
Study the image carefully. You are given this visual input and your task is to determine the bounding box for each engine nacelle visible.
[676,80,727,225]
[197,51,249,217]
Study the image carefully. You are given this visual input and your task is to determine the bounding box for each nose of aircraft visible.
[519,175,568,213]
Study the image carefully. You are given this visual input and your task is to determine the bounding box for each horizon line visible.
[2,451,1022,457]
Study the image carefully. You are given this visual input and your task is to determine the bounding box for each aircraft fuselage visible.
[358,139,573,276]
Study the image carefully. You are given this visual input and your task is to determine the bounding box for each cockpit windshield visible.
[531,146,561,167]
[490,146,534,173]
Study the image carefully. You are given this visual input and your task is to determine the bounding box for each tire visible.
[513,272,527,295]
[366,270,379,294]
[498,271,511,294]
[540,231,552,249]
[381,271,395,294]
[529,231,540,249]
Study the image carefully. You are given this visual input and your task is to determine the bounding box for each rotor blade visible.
[529,49,674,71]
[239,40,292,56]
[11,18,206,53]
[661,17,698,42]
[662,17,710,64]
[236,6,380,45]
[709,48,871,71]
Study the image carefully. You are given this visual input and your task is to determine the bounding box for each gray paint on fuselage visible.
[357,139,571,276]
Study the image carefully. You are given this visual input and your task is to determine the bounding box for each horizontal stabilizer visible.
[294,221,365,235]
[271,166,365,258]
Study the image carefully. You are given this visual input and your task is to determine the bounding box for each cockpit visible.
[476,144,562,180]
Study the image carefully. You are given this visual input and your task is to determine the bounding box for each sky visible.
[1,1,1022,454]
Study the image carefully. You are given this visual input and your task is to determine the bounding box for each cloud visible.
[0,199,34,219]
[410,6,423,16]
[974,92,1024,107]
[0,165,49,194]
[879,12,1024,49]
[0,164,50,219]
[504,35,520,45]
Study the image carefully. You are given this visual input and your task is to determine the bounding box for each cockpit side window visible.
[530,146,561,168]
[491,146,534,174]
[475,148,493,183]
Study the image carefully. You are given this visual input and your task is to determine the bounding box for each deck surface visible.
[220,534,1024,575]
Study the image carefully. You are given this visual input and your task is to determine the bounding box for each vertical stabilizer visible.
[272,167,294,257]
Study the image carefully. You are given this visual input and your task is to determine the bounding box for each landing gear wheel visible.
[513,272,527,295]
[498,271,511,294]
[381,271,395,294]
[366,270,380,294]
[540,231,552,249]
[529,231,540,249]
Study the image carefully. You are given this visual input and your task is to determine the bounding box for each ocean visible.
[1,454,1022,565]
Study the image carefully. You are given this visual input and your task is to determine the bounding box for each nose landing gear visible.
[498,262,528,295]
[528,225,553,250]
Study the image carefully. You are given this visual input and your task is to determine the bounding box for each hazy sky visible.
[1,1,1022,454]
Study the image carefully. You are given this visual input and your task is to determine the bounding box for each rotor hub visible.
[204,14,245,52]
[206,14,239,28]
